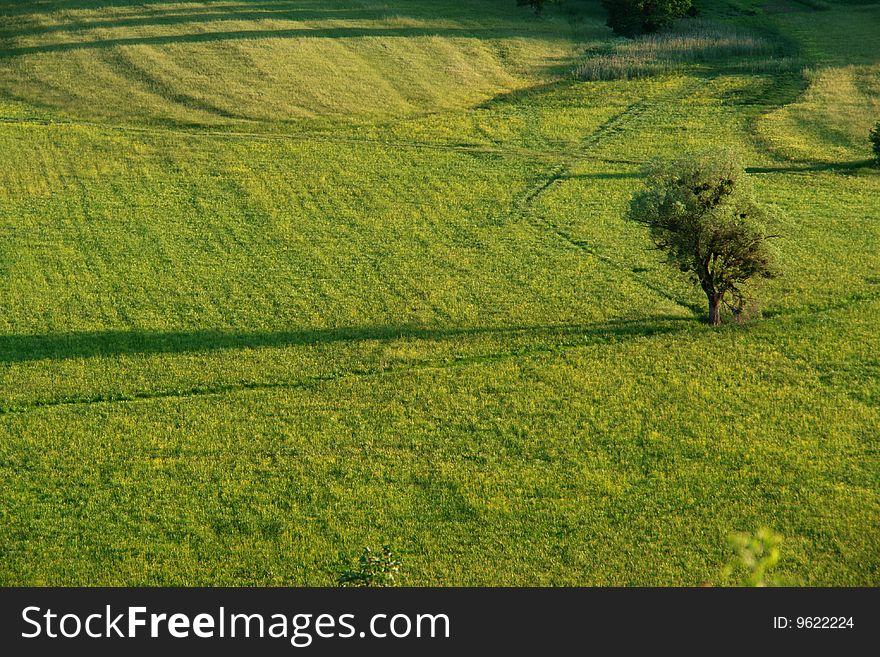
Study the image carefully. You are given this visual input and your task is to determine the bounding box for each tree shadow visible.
[0,1,347,18]
[562,171,642,181]
[3,25,523,57]
[0,316,696,364]
[0,0,574,57]
[746,159,875,174]
[0,5,387,40]
[477,79,580,110]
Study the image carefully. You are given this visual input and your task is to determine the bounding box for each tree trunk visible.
[708,293,722,326]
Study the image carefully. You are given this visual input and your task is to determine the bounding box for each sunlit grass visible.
[0,0,877,586]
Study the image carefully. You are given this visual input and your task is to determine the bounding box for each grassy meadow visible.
[0,0,877,585]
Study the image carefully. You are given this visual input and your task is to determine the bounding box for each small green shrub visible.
[337,546,401,587]
[722,528,783,587]
[870,121,880,166]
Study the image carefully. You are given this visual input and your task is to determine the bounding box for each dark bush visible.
[602,0,694,36]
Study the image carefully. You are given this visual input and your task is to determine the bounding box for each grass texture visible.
[0,0,877,585]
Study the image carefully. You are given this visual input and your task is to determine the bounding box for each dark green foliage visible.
[602,0,694,35]
[337,546,401,587]
[627,152,779,325]
[871,121,880,165]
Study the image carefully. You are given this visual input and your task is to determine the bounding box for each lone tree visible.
[627,152,778,325]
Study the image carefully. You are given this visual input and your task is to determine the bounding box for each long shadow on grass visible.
[563,171,642,181]
[0,316,696,364]
[0,5,388,40]
[1,24,558,57]
[0,1,373,18]
[746,159,875,174]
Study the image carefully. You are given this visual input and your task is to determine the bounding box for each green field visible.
[0,0,877,585]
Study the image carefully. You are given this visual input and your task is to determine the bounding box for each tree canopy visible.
[627,152,779,325]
